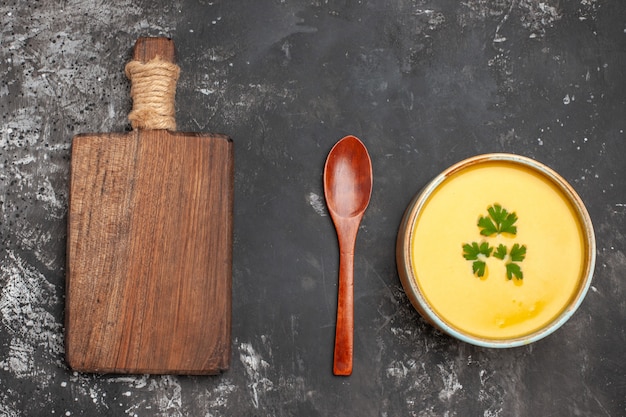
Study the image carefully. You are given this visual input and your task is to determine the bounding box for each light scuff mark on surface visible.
[381,0,448,74]
[153,376,183,417]
[437,363,463,401]
[196,378,238,414]
[0,250,64,380]
[460,0,564,96]
[460,0,562,38]
[239,341,274,408]
[577,0,600,21]
[0,391,19,417]
[306,192,327,216]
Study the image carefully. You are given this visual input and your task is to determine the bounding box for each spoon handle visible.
[334,249,354,376]
[333,220,360,376]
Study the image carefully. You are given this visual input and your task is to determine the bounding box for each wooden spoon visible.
[323,135,373,376]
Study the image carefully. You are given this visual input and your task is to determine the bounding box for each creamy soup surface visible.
[410,161,585,339]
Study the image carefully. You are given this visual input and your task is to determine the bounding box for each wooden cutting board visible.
[65,38,233,374]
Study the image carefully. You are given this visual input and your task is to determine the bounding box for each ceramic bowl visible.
[396,153,595,347]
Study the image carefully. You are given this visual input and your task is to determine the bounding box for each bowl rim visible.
[396,153,596,348]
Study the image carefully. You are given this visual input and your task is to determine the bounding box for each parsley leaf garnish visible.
[477,216,498,236]
[506,263,523,280]
[462,242,493,277]
[463,204,527,281]
[509,243,526,262]
[493,244,507,260]
[478,204,518,236]
[462,242,493,260]
[473,260,487,277]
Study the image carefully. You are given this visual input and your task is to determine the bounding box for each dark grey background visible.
[1,1,624,416]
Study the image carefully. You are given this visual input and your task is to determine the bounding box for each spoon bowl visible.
[324,138,372,218]
[323,135,372,376]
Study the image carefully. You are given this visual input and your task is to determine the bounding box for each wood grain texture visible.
[132,37,175,62]
[65,38,233,374]
[66,130,233,374]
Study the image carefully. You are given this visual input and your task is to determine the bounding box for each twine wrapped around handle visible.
[125,56,180,130]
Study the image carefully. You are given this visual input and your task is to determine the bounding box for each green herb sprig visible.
[462,242,493,277]
[478,204,518,236]
[462,204,527,280]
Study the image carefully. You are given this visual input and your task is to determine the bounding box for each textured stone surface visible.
[1,0,625,416]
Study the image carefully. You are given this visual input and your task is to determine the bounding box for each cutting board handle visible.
[125,37,180,130]
[133,37,176,63]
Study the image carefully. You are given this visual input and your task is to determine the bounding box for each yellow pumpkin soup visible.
[409,160,586,340]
